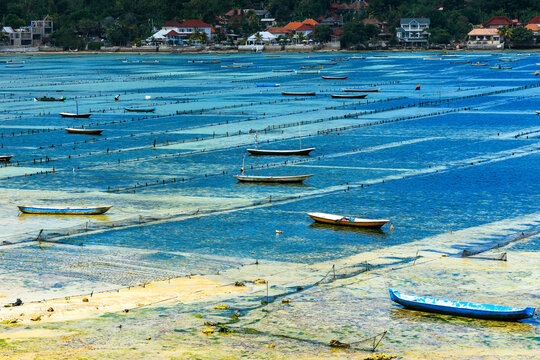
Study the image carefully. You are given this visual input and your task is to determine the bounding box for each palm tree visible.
[255,32,263,45]
[297,32,307,44]
[287,31,295,44]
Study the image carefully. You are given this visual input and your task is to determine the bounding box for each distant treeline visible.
[1,0,539,48]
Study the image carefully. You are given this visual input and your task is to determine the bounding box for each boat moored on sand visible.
[389,289,535,321]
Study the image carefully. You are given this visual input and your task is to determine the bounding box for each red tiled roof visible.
[296,24,315,31]
[284,22,303,30]
[162,21,182,28]
[178,19,212,28]
[267,27,290,34]
[302,19,319,25]
[528,16,540,24]
[482,16,512,26]
[363,18,382,25]
[525,24,539,31]
[165,30,181,36]
[225,9,242,16]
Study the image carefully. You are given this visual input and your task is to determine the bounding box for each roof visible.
[178,19,212,28]
[284,22,303,30]
[467,28,499,36]
[267,27,290,34]
[400,18,430,25]
[330,1,368,10]
[331,28,343,37]
[302,19,319,25]
[525,24,539,31]
[2,26,14,33]
[162,21,182,28]
[482,16,512,26]
[296,24,315,31]
[247,31,277,41]
[363,18,382,25]
[528,16,540,24]
[165,30,181,36]
[225,9,242,16]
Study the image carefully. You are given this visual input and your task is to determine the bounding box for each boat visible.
[423,57,442,60]
[234,174,313,183]
[202,61,220,64]
[350,56,366,59]
[0,155,13,162]
[6,65,24,68]
[18,205,112,215]
[247,148,315,156]
[331,58,349,61]
[233,62,253,66]
[124,107,156,112]
[256,84,280,87]
[60,112,92,118]
[536,110,540,115]
[307,212,389,228]
[265,55,280,58]
[462,250,507,261]
[281,91,316,96]
[318,62,337,65]
[322,76,348,80]
[450,61,470,64]
[272,69,294,72]
[500,58,519,62]
[373,55,388,58]
[295,70,320,74]
[142,60,159,63]
[300,66,323,69]
[331,94,367,99]
[490,66,512,70]
[471,62,488,66]
[34,96,66,102]
[65,128,104,135]
[388,289,535,321]
[221,65,242,68]
[342,88,379,93]
[6,60,25,64]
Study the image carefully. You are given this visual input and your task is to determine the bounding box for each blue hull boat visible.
[389,289,534,321]
[124,107,155,112]
[18,205,112,215]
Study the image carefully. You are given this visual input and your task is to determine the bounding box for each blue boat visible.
[389,289,535,321]
[18,205,112,215]
[256,84,280,87]
[124,107,155,112]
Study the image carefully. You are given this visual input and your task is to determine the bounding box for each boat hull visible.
[0,155,13,162]
[281,92,316,96]
[34,97,65,102]
[322,76,348,80]
[234,174,313,183]
[247,148,315,156]
[331,94,367,99]
[389,289,535,321]
[342,89,379,93]
[65,128,104,135]
[124,107,156,112]
[18,205,112,215]
[60,113,92,118]
[307,212,389,228]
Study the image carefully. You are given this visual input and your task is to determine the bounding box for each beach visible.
[0,51,539,359]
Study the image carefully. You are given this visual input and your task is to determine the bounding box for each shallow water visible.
[0,51,539,358]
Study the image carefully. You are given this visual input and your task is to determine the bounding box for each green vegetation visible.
[0,0,538,48]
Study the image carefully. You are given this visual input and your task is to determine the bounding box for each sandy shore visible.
[0,275,247,325]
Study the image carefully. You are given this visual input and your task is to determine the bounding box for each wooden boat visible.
[536,110,540,115]
[350,56,366,59]
[18,205,112,215]
[202,61,220,64]
[500,58,519,62]
[330,58,349,61]
[65,128,104,135]
[34,96,65,102]
[221,65,242,68]
[318,62,337,65]
[423,57,442,60]
[0,155,13,162]
[307,212,389,228]
[142,60,159,63]
[342,88,379,93]
[256,84,280,87]
[272,69,294,72]
[234,174,313,183]
[6,60,25,64]
[462,250,507,261]
[388,289,535,321]
[59,112,91,118]
[322,76,348,80]
[247,148,315,156]
[124,107,156,112]
[471,62,488,66]
[300,66,323,69]
[331,94,367,99]
[233,62,253,66]
[6,65,24,68]
[281,91,316,96]
[490,66,512,70]
[450,61,469,64]
[295,70,320,74]
[265,55,280,58]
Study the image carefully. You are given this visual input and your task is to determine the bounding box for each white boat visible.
[536,110,540,115]
[247,148,315,156]
[65,128,103,135]
[234,174,313,183]
[307,212,389,228]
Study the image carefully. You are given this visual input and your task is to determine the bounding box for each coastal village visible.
[1,3,540,52]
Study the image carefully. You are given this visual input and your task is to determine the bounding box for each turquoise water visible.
[0,51,539,358]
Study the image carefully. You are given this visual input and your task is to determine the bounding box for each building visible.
[296,24,315,38]
[148,20,214,45]
[267,27,291,37]
[396,18,430,47]
[2,16,53,47]
[482,16,514,29]
[467,28,504,49]
[246,31,277,45]
[526,16,540,36]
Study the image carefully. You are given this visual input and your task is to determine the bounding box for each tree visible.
[254,32,263,44]
[510,26,533,43]
[340,22,371,48]
[297,31,307,43]
[313,24,332,43]
[105,21,130,46]
[430,27,451,44]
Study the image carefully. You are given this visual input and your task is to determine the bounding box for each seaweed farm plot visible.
[0,52,539,359]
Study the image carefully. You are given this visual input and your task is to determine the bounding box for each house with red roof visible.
[296,24,315,37]
[526,16,540,36]
[284,22,303,30]
[467,28,504,49]
[267,27,291,37]
[148,19,215,45]
[482,16,514,29]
